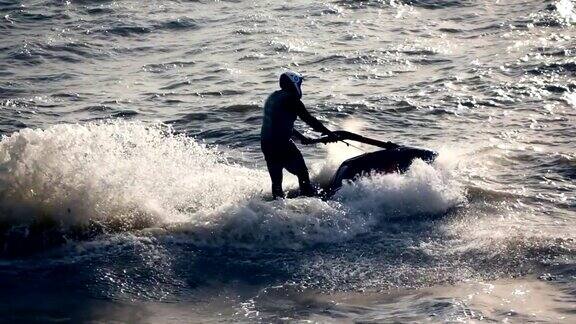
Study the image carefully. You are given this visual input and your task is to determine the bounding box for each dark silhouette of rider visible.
[261,71,338,199]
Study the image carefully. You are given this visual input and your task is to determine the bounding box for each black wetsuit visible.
[261,89,330,198]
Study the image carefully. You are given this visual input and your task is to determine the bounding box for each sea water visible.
[0,0,574,322]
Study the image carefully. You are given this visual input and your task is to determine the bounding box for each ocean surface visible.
[0,0,575,322]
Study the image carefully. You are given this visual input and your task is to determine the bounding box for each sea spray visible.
[334,159,465,220]
[311,118,369,186]
[0,121,464,251]
[0,121,267,230]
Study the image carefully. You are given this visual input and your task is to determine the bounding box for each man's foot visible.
[272,186,285,200]
[299,182,317,197]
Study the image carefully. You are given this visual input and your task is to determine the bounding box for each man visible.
[261,70,339,199]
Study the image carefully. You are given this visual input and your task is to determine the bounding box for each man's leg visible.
[262,141,286,199]
[265,159,285,199]
[284,142,316,197]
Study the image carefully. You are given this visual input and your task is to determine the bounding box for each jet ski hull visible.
[325,146,437,197]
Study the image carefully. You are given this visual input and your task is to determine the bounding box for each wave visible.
[0,121,263,226]
[0,121,463,255]
[167,158,463,250]
[157,18,199,31]
[335,0,469,10]
[550,0,576,25]
[527,62,576,76]
[530,0,576,27]
[5,41,100,66]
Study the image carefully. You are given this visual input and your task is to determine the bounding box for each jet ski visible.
[307,131,437,198]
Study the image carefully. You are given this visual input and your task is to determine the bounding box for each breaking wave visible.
[0,121,464,253]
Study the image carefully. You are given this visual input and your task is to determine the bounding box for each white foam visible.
[0,121,465,248]
[555,0,576,24]
[0,121,267,228]
[563,92,576,108]
[169,156,464,249]
[335,159,465,219]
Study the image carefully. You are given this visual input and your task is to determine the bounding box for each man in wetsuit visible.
[261,70,339,199]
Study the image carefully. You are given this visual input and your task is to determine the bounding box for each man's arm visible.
[292,129,312,144]
[294,101,332,135]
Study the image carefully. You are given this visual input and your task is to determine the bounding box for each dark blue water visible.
[0,0,575,322]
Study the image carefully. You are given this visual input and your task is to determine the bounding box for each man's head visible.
[279,70,303,98]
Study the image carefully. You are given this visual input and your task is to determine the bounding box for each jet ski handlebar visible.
[307,131,400,150]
